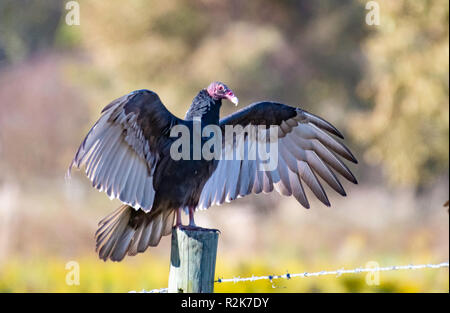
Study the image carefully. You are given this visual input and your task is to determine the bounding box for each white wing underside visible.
[197,110,356,210]
[68,96,156,212]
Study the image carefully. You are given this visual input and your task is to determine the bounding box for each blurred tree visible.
[0,55,90,181]
[68,0,367,122]
[0,0,63,67]
[352,0,449,186]
[0,1,90,183]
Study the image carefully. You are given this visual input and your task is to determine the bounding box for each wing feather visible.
[105,142,128,198]
[298,160,330,206]
[287,168,309,208]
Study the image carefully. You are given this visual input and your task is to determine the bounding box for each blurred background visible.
[0,0,448,292]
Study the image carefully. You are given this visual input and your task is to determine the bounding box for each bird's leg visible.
[188,206,196,227]
[175,207,182,227]
[175,206,220,232]
[178,207,219,233]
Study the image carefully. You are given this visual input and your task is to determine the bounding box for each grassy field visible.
[1,253,447,293]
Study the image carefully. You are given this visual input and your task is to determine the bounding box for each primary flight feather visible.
[68,82,357,261]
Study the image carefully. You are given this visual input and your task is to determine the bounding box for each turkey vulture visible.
[68,81,357,261]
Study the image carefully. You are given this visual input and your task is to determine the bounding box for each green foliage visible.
[0,0,63,65]
[68,0,367,121]
[352,0,449,185]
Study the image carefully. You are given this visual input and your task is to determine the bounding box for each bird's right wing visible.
[68,90,182,212]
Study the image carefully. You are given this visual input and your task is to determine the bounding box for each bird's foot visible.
[176,224,220,233]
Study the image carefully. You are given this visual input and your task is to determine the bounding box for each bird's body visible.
[143,89,221,214]
[69,82,357,261]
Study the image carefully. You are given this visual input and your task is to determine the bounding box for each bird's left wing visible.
[68,89,181,212]
[197,101,358,210]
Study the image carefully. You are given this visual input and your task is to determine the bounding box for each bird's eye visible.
[218,85,224,91]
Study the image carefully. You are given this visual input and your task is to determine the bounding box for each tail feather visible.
[98,209,130,261]
[163,210,175,236]
[95,205,175,262]
[149,214,163,246]
[127,221,146,256]
[96,205,128,240]
[96,217,121,250]
[136,219,154,253]
[96,205,128,235]
[111,227,135,261]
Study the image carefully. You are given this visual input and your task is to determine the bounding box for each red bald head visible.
[206,81,238,105]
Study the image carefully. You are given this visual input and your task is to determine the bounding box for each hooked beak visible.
[226,94,239,106]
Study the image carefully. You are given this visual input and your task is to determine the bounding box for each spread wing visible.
[197,101,358,210]
[68,89,181,212]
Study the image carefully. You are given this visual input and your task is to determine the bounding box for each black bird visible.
[68,82,357,261]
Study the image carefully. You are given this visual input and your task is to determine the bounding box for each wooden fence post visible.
[168,227,219,293]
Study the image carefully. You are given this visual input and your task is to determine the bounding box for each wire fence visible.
[133,260,449,293]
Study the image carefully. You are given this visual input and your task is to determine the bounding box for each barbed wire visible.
[130,288,168,293]
[216,261,449,284]
[133,261,449,293]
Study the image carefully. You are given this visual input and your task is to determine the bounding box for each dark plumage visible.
[68,81,357,261]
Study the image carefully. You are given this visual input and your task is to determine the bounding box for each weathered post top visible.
[168,227,219,293]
